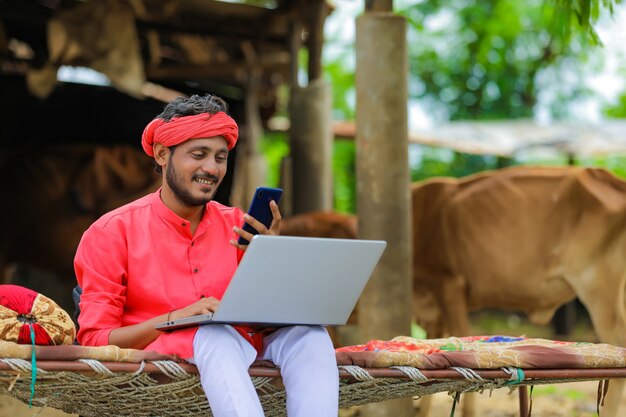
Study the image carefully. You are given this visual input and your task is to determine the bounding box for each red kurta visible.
[75,190,244,359]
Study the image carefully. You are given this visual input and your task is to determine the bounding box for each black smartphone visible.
[237,186,283,245]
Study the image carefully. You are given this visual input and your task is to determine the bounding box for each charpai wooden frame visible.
[2,359,625,417]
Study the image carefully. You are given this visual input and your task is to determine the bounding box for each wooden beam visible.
[135,19,289,45]
[145,56,290,82]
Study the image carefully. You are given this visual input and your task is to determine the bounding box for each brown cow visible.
[280,211,358,240]
[281,166,626,416]
[411,165,626,417]
[411,166,626,344]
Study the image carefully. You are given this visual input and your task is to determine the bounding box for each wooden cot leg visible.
[518,386,529,417]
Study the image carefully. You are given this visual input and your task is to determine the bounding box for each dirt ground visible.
[1,380,623,417]
[0,395,77,417]
[339,380,624,416]
[415,381,618,416]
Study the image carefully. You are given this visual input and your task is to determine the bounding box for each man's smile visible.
[194,177,216,185]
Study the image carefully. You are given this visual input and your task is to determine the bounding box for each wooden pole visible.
[289,81,333,213]
[519,386,530,417]
[229,53,266,210]
[304,0,327,81]
[287,0,332,214]
[356,2,412,416]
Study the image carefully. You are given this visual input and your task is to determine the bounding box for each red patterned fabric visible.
[335,335,626,369]
[0,285,76,345]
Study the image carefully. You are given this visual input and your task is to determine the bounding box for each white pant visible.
[192,325,339,417]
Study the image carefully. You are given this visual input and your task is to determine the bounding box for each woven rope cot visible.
[2,358,626,417]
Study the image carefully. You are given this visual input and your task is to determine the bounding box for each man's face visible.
[164,136,228,207]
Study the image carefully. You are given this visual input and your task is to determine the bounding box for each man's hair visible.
[157,94,229,121]
[153,94,229,173]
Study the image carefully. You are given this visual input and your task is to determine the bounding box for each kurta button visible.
[181,222,186,227]
[191,242,195,247]
[193,268,199,273]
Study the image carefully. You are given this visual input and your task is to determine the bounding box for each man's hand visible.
[168,297,220,322]
[110,297,221,347]
[230,200,282,250]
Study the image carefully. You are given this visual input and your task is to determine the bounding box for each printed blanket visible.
[336,335,626,369]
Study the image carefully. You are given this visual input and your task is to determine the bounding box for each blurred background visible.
[1,0,625,356]
[306,0,626,213]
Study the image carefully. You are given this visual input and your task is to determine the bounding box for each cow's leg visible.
[412,280,445,417]
[441,275,478,417]
[437,274,471,337]
[571,268,626,417]
[578,305,626,417]
[436,274,476,417]
[413,273,475,417]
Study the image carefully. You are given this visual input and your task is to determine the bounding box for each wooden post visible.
[356,2,412,416]
[229,53,267,210]
[289,81,333,213]
[287,0,332,214]
[519,386,530,417]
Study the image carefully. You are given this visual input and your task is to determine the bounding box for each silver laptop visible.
[155,235,386,331]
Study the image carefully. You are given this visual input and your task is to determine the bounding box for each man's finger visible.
[243,214,267,233]
[229,239,248,251]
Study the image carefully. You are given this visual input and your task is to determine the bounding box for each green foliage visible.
[398,0,598,120]
[324,56,356,120]
[409,144,626,188]
[332,140,357,213]
[557,0,623,43]
[259,131,290,188]
[259,133,357,213]
[575,154,626,179]
[263,0,625,212]
[410,145,499,182]
[604,92,626,118]
[533,385,559,395]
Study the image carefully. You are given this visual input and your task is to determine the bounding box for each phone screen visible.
[237,187,283,244]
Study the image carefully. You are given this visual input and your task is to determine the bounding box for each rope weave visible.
[390,366,428,382]
[78,359,115,375]
[0,358,34,373]
[450,367,485,382]
[152,360,190,379]
[338,365,375,381]
[501,367,525,385]
[0,360,610,417]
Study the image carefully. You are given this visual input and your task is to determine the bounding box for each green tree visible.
[604,92,626,118]
[399,0,605,120]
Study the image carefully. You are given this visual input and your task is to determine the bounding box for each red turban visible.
[141,111,239,156]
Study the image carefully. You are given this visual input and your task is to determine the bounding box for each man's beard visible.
[165,161,219,207]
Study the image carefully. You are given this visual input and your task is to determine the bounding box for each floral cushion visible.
[0,284,76,345]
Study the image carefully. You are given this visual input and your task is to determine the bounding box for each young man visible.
[74,94,339,417]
